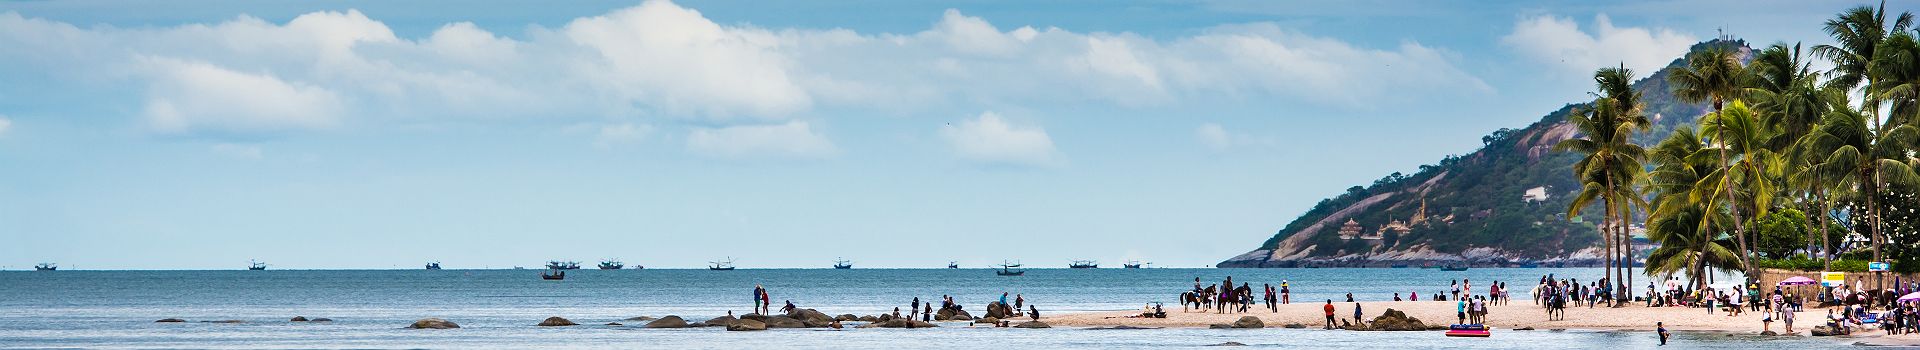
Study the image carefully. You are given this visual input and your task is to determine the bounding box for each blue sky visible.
[0,0,1864,269]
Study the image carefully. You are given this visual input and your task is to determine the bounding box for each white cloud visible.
[0,0,1491,139]
[940,112,1058,166]
[211,143,263,159]
[1502,14,1697,77]
[141,57,343,134]
[594,122,654,148]
[686,121,836,158]
[0,116,11,137]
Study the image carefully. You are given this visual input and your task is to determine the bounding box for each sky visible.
[0,0,1873,269]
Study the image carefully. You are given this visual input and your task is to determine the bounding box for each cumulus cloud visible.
[141,57,343,134]
[686,121,836,158]
[0,0,1490,139]
[940,112,1058,166]
[1502,14,1696,76]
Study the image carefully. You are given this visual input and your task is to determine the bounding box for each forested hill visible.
[1217,40,1737,268]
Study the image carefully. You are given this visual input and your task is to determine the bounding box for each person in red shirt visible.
[1323,300,1336,329]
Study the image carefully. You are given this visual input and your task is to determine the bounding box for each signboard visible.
[1822,271,1847,287]
[1870,261,1891,272]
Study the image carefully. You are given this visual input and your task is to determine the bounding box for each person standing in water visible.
[1657,322,1670,345]
[911,297,921,319]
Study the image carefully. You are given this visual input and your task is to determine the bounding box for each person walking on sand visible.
[1657,322,1670,345]
[1323,300,1336,329]
[1353,302,1364,325]
[1265,284,1277,312]
[1457,297,1467,324]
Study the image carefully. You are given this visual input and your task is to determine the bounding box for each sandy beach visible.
[1038,300,1920,345]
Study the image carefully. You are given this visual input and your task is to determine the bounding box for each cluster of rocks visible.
[155,316,332,324]
[1339,309,1430,331]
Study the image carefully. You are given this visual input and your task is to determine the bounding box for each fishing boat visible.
[833,258,852,269]
[947,261,959,269]
[425,262,441,270]
[1123,261,1147,269]
[541,269,566,280]
[1445,324,1491,337]
[1068,260,1098,269]
[545,261,581,270]
[1439,265,1469,271]
[248,260,267,270]
[598,259,624,270]
[33,263,56,271]
[709,258,736,271]
[996,261,1025,276]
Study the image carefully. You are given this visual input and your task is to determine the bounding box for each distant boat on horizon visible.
[248,260,267,271]
[709,257,736,271]
[598,259,623,270]
[997,261,1024,276]
[833,258,852,269]
[1440,265,1469,271]
[541,269,565,280]
[545,261,581,270]
[34,263,56,271]
[1123,261,1148,269]
[1068,260,1098,269]
[425,262,441,270]
[948,261,959,269]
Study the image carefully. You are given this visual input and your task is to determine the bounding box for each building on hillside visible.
[1338,218,1364,240]
[1522,186,1551,203]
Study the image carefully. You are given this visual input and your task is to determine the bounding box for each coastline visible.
[1036,300,1920,344]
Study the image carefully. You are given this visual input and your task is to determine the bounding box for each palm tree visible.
[1751,42,1838,267]
[1803,104,1920,276]
[1875,31,1920,126]
[1697,101,1780,232]
[1559,65,1648,295]
[1813,0,1912,111]
[1644,127,1741,288]
[1669,45,1752,273]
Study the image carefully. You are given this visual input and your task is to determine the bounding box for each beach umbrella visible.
[1900,292,1920,303]
[1778,276,1817,286]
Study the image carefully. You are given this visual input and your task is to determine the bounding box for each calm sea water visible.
[0,268,1846,349]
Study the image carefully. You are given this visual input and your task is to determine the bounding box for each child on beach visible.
[1657,322,1670,345]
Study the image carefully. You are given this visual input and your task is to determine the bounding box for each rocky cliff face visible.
[1218,41,1732,268]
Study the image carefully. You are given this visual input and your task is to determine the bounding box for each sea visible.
[0,267,1852,349]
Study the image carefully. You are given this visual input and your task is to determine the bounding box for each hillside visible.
[1217,40,1739,268]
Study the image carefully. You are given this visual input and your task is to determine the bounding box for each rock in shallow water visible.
[1208,342,1247,346]
[1014,321,1051,329]
[290,316,308,322]
[644,316,689,328]
[155,318,185,323]
[537,316,578,327]
[310,318,332,322]
[727,319,767,331]
[624,316,656,321]
[1232,316,1264,329]
[409,318,460,329]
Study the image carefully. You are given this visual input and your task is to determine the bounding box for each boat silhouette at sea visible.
[598,259,623,270]
[545,261,581,270]
[247,260,267,271]
[1069,260,1098,269]
[33,263,56,271]
[996,261,1024,276]
[833,258,852,269]
[709,258,736,271]
[425,262,441,270]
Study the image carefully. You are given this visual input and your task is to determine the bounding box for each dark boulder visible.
[644,316,689,328]
[1014,321,1051,328]
[1232,316,1265,329]
[1209,324,1235,329]
[763,316,807,328]
[409,318,459,329]
[606,322,623,326]
[935,307,974,321]
[1356,309,1426,331]
[537,316,578,327]
[310,318,332,322]
[1282,323,1306,329]
[703,316,739,327]
[858,315,879,322]
[291,316,309,322]
[625,316,657,321]
[726,319,767,331]
[739,313,769,322]
[155,318,186,323]
[979,317,1001,325]
[836,314,858,322]
[859,319,937,328]
[985,302,1009,319]
[1209,342,1248,346]
[786,309,834,327]
[205,320,243,324]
